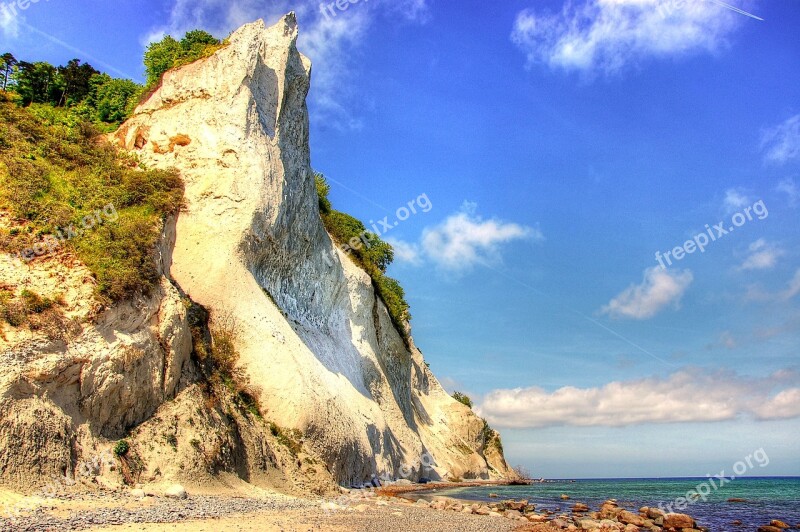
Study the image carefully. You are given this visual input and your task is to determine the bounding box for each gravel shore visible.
[0,491,519,532]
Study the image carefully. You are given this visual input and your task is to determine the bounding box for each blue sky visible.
[3,0,799,478]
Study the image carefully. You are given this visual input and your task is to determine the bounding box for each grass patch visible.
[0,94,184,304]
[269,422,303,457]
[0,288,60,328]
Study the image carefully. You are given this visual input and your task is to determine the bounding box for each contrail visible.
[20,22,137,79]
[706,0,764,21]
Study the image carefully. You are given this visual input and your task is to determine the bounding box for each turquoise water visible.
[431,477,800,531]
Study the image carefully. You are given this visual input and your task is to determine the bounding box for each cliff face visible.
[0,14,507,492]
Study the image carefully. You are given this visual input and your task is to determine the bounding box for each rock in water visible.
[664,513,695,528]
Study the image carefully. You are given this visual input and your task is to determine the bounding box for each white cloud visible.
[419,202,539,272]
[477,369,800,429]
[762,114,800,165]
[601,266,693,320]
[723,188,750,214]
[740,239,784,271]
[510,0,746,75]
[143,0,429,129]
[384,237,422,266]
[777,178,800,206]
[751,388,800,420]
[0,3,20,38]
[386,203,539,272]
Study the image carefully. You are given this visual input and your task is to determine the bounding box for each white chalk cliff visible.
[0,14,506,492]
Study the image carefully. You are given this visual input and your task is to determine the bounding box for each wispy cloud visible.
[0,3,20,38]
[740,239,784,271]
[755,313,800,340]
[762,114,800,165]
[720,330,737,349]
[777,178,800,207]
[510,0,747,76]
[782,269,800,301]
[142,0,430,130]
[746,268,800,302]
[723,187,750,214]
[601,266,693,320]
[384,237,422,266]
[477,368,800,429]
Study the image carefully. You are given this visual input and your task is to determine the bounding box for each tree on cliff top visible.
[144,30,224,87]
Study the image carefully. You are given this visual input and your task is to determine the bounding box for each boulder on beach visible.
[504,499,529,511]
[164,484,187,499]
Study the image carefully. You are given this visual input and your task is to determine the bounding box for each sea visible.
[427,477,800,531]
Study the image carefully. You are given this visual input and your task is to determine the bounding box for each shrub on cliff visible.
[481,419,504,454]
[452,391,474,409]
[314,173,411,334]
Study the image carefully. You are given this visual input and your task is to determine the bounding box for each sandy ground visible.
[1,482,522,532]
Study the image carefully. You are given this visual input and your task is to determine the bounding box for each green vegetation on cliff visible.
[0,53,143,128]
[452,391,474,409]
[0,93,184,304]
[315,173,411,336]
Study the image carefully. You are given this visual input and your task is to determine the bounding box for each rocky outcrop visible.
[0,13,506,492]
[408,498,705,532]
